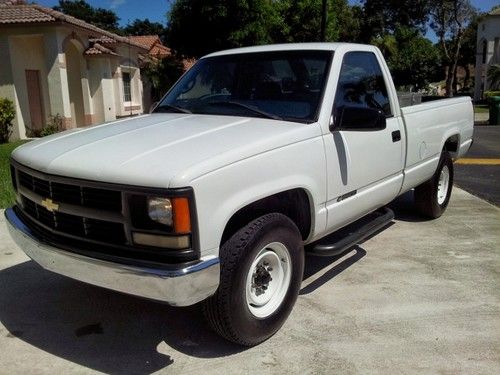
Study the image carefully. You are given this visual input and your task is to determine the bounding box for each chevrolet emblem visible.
[41,198,59,212]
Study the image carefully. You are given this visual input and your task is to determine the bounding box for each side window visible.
[334,51,392,123]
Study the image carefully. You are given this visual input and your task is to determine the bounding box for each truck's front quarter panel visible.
[187,132,328,257]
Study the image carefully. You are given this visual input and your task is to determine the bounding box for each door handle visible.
[392,130,401,142]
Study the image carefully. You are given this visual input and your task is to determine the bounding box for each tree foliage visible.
[373,27,441,90]
[54,0,122,34]
[360,0,432,41]
[166,0,283,58]
[0,98,15,143]
[123,19,166,40]
[488,65,500,90]
[430,0,476,96]
[142,56,185,101]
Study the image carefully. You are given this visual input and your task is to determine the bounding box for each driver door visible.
[324,51,405,230]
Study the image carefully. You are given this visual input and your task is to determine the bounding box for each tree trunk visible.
[445,67,454,97]
[464,64,471,89]
[453,64,459,94]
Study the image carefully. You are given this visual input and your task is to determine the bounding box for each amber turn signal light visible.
[172,197,191,233]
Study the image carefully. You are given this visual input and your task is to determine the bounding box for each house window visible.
[122,72,132,102]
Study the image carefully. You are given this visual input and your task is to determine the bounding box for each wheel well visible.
[220,189,312,246]
[444,134,459,156]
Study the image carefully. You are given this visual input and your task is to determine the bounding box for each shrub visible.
[487,64,500,90]
[0,97,15,143]
[484,91,500,99]
[26,113,64,138]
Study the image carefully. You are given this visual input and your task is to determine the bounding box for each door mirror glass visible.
[336,106,386,131]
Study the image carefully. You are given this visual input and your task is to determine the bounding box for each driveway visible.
[455,126,500,206]
[0,188,499,374]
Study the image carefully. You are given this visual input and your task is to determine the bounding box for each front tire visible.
[203,213,304,346]
[415,151,454,218]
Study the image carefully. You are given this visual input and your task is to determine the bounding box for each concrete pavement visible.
[0,188,499,374]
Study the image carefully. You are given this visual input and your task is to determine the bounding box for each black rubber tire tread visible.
[415,151,454,219]
[202,213,303,346]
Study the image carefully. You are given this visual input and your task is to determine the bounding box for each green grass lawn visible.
[474,105,489,114]
[0,140,28,209]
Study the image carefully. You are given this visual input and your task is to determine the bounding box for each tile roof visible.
[0,3,147,50]
[84,42,118,56]
[183,58,196,71]
[129,35,171,58]
[89,35,117,45]
[129,35,161,50]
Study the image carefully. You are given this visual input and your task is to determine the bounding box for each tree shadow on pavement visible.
[0,261,245,374]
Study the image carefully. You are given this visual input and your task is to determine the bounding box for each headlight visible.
[148,197,173,226]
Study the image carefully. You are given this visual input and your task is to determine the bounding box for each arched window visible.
[482,40,487,64]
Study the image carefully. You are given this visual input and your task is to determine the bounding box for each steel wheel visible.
[437,165,450,205]
[415,151,454,219]
[245,242,292,318]
[202,213,304,346]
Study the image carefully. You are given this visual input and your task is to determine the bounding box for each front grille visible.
[22,196,126,244]
[13,165,126,247]
[18,170,122,212]
[10,162,199,266]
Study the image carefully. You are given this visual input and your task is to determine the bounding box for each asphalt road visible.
[454,126,500,206]
[0,188,499,374]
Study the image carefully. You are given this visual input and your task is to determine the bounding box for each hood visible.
[12,114,320,188]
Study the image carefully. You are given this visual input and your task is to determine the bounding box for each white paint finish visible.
[399,155,440,194]
[12,114,323,190]
[190,131,326,254]
[319,45,406,228]
[325,173,404,233]
[10,43,475,258]
[401,96,474,166]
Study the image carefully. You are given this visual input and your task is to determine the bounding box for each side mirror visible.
[149,101,158,113]
[333,106,386,131]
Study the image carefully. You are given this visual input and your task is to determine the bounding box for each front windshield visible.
[154,50,333,123]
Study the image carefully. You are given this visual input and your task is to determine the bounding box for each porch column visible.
[44,30,73,129]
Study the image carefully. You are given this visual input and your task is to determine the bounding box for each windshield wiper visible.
[208,101,283,120]
[154,104,192,114]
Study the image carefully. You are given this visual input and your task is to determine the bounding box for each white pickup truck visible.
[6,43,473,346]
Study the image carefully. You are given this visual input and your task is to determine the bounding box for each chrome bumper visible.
[5,208,220,306]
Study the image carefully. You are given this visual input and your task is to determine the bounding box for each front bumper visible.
[5,208,220,306]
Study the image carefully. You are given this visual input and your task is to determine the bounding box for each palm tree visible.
[487,64,500,90]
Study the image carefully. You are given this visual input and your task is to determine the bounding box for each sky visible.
[37,0,499,31]
[36,0,171,26]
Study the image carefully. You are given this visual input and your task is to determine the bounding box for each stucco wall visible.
[7,34,51,139]
[0,23,145,139]
[474,16,500,100]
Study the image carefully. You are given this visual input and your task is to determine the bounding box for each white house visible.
[0,0,149,139]
[474,7,500,100]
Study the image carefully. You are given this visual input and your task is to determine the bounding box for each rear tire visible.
[202,213,304,346]
[414,151,453,219]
